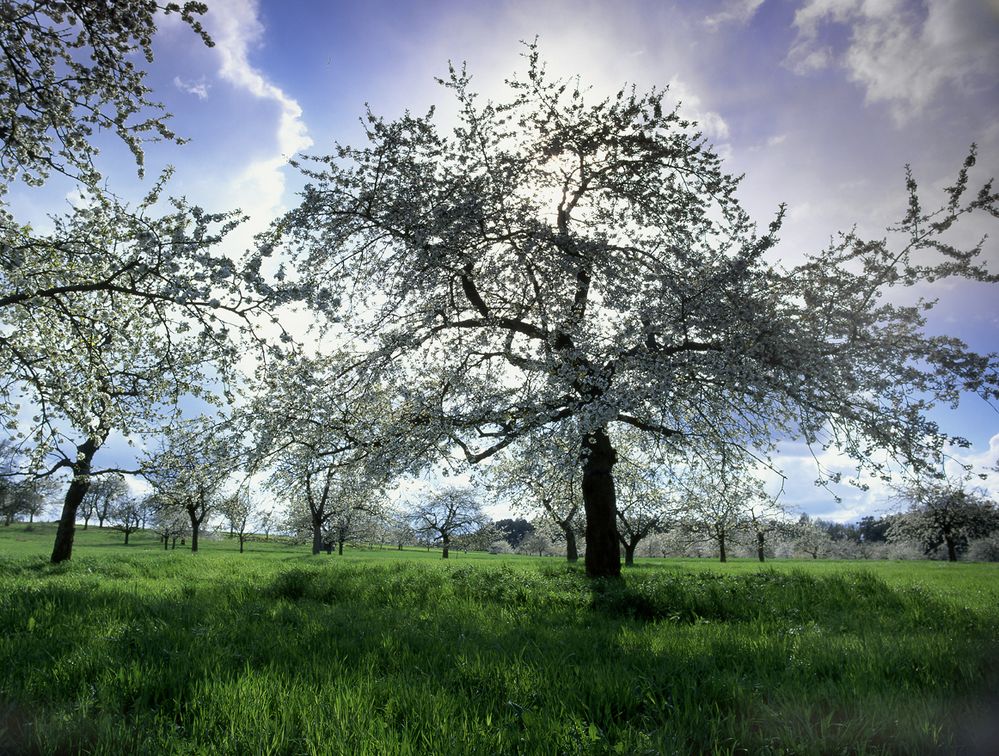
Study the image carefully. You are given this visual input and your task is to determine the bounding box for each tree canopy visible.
[278,45,999,576]
[0,0,211,187]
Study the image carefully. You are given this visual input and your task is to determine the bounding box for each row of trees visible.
[484,440,999,563]
[9,441,998,564]
[1,5,997,575]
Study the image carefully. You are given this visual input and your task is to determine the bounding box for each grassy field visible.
[1,524,997,754]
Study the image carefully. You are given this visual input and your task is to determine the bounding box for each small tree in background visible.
[145,419,239,553]
[325,490,383,556]
[857,515,893,544]
[683,453,764,563]
[518,531,556,557]
[83,473,129,529]
[380,507,416,551]
[614,437,682,566]
[455,522,501,553]
[889,481,999,562]
[150,503,189,550]
[219,492,255,554]
[258,508,277,541]
[251,353,418,556]
[411,488,489,559]
[489,431,584,562]
[110,496,143,545]
[742,495,791,563]
[793,516,835,560]
[19,478,57,526]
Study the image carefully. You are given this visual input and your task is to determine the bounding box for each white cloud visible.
[704,0,766,30]
[786,0,999,124]
[173,75,210,100]
[764,442,897,521]
[944,433,999,497]
[666,76,730,142]
[762,429,999,523]
[204,0,313,225]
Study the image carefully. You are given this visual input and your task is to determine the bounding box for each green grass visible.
[1,524,997,754]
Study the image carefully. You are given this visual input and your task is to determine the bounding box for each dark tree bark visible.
[312,521,323,555]
[185,496,207,554]
[623,541,637,567]
[442,534,450,559]
[718,530,727,563]
[306,469,333,556]
[563,526,579,562]
[51,437,99,563]
[944,532,958,562]
[757,532,766,563]
[581,428,621,578]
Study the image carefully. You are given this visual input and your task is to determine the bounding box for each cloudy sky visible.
[11,0,999,520]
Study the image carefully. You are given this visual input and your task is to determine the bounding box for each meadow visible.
[1,525,997,754]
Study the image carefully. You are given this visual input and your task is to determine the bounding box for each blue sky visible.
[10,0,999,521]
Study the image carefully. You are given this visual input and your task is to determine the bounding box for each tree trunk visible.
[188,509,201,553]
[51,438,99,563]
[757,532,766,563]
[581,428,621,578]
[163,536,169,551]
[338,538,344,556]
[239,536,245,554]
[563,526,579,562]
[442,534,450,559]
[624,542,636,567]
[311,521,323,555]
[718,530,727,563]
[945,534,958,562]
[124,530,130,545]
